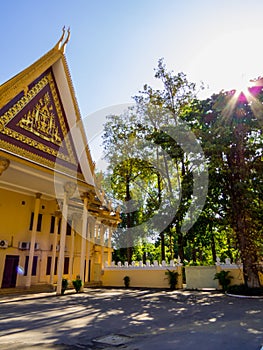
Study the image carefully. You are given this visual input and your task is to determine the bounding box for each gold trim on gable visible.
[0,71,77,166]
[61,56,95,174]
[0,30,95,182]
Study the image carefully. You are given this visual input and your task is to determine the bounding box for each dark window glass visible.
[46,256,52,275]
[24,256,29,276]
[29,213,42,232]
[32,256,38,275]
[58,218,61,235]
[63,257,70,274]
[54,257,58,275]
[29,213,34,231]
[24,256,38,276]
[50,216,55,234]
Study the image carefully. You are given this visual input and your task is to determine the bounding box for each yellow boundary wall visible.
[102,264,183,289]
[102,260,262,290]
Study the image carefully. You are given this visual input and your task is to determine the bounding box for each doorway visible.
[1,255,19,288]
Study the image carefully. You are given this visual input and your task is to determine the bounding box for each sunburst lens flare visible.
[232,74,251,102]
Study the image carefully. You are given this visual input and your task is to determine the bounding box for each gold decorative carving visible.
[0,157,10,175]
[18,92,62,145]
[0,72,77,165]
[0,75,49,131]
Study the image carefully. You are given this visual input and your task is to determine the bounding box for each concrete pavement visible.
[0,288,262,349]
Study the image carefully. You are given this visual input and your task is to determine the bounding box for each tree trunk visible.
[126,176,132,264]
[177,228,184,262]
[226,122,261,289]
[169,232,174,260]
[211,234,217,263]
[160,231,165,261]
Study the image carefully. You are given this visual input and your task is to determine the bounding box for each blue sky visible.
[1,0,263,161]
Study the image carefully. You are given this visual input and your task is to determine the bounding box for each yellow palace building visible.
[0,29,120,294]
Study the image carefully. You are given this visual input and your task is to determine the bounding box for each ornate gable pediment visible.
[0,68,82,177]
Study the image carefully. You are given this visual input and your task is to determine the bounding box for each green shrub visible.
[165,269,179,290]
[123,276,130,288]
[214,270,232,292]
[72,277,82,293]
[61,278,68,295]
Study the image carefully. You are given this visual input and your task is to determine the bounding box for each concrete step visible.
[0,281,102,298]
[84,281,102,288]
[0,284,54,296]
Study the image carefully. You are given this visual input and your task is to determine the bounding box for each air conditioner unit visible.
[19,242,40,250]
[19,241,30,250]
[0,240,8,248]
[50,244,60,252]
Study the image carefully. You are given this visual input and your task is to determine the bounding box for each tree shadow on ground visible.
[0,288,262,349]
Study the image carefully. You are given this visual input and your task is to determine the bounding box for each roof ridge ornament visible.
[56,26,71,53]
[56,26,66,50]
[60,27,71,54]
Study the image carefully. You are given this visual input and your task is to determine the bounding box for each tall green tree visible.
[133,59,206,261]
[103,59,204,263]
[102,112,162,263]
[194,86,263,287]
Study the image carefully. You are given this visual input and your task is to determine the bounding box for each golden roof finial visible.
[56,26,66,50]
[60,27,71,54]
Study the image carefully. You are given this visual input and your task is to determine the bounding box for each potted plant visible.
[61,278,68,295]
[214,270,233,292]
[72,275,82,293]
[123,275,130,288]
[165,269,179,290]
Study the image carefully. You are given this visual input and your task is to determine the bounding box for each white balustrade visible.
[104,258,182,270]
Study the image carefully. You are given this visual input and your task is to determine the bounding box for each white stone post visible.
[26,193,41,288]
[80,194,88,290]
[100,223,105,269]
[50,210,61,285]
[56,182,76,295]
[69,214,77,282]
[107,226,113,266]
[85,216,92,283]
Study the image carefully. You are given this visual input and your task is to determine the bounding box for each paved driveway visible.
[0,288,262,349]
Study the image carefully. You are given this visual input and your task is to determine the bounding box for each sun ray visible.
[245,89,263,128]
[218,91,239,123]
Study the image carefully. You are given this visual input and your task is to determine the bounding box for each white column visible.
[95,222,100,243]
[56,182,76,295]
[80,194,88,290]
[108,225,113,266]
[26,193,41,288]
[100,223,105,269]
[90,218,95,243]
[85,217,91,283]
[69,214,77,282]
[50,210,60,285]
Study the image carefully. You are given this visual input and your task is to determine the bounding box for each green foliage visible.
[102,58,263,282]
[61,278,68,295]
[123,275,130,288]
[165,269,179,290]
[214,270,232,292]
[72,276,82,293]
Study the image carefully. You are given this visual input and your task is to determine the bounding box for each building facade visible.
[0,29,120,294]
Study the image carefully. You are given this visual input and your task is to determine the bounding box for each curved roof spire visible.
[56,26,66,50]
[55,26,70,53]
[60,27,71,54]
